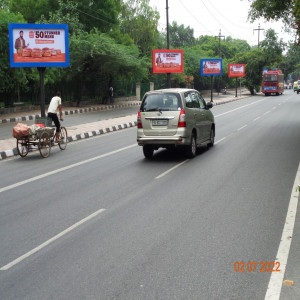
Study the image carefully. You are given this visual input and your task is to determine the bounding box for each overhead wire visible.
[199,0,232,36]
[177,0,214,35]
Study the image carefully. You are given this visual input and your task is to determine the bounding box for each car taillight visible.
[137,110,143,128]
[178,108,186,127]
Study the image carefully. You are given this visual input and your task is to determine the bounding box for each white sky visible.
[149,0,296,47]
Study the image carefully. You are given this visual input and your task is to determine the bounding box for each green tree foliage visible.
[8,0,59,23]
[169,21,195,48]
[71,0,122,33]
[259,29,285,67]
[0,9,30,104]
[120,0,160,57]
[248,0,299,43]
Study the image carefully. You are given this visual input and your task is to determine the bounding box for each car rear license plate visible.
[152,120,168,126]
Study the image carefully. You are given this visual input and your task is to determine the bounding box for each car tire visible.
[186,133,196,158]
[143,145,154,159]
[208,127,215,147]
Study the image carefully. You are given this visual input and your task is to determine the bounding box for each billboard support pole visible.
[166,0,171,88]
[211,76,213,102]
[235,77,238,97]
[38,67,46,117]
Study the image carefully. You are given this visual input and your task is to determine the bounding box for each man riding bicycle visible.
[47,91,64,143]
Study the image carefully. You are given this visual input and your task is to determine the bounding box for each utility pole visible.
[215,29,225,94]
[253,23,264,47]
[166,0,171,88]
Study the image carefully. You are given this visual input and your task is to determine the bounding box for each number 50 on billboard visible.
[9,23,69,67]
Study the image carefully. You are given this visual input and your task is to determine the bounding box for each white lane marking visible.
[264,111,271,115]
[215,99,265,118]
[215,137,226,144]
[265,162,300,300]
[0,144,137,194]
[254,116,261,121]
[237,125,247,131]
[155,159,189,179]
[0,208,106,271]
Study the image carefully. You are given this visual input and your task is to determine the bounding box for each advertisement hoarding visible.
[153,49,183,73]
[9,23,69,67]
[200,59,222,76]
[228,64,245,77]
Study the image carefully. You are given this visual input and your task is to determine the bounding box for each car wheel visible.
[186,133,196,158]
[143,145,154,159]
[208,127,215,147]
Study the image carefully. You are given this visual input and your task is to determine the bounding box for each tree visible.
[8,0,59,23]
[120,0,160,57]
[169,21,195,48]
[0,8,31,105]
[248,0,299,43]
[260,28,285,67]
[234,48,266,94]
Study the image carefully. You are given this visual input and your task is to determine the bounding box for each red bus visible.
[262,69,284,96]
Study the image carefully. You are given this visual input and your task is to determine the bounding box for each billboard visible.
[9,23,69,67]
[200,59,222,76]
[153,49,183,73]
[228,64,245,77]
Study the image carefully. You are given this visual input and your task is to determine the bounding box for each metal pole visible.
[235,77,237,97]
[240,78,241,96]
[211,76,213,102]
[38,67,46,117]
[166,0,171,88]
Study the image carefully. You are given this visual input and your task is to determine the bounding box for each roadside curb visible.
[0,102,140,124]
[0,120,137,160]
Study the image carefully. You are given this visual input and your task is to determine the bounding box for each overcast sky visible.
[149,0,296,47]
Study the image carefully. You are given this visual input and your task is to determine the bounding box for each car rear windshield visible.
[141,93,182,112]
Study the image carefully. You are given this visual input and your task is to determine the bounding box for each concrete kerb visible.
[0,94,251,160]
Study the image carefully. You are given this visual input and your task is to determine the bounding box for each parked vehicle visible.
[137,88,215,159]
[262,69,284,96]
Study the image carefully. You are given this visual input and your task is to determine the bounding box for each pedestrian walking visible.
[109,86,114,104]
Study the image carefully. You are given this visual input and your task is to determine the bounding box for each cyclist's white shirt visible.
[48,96,61,113]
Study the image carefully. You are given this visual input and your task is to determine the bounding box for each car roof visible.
[145,88,196,95]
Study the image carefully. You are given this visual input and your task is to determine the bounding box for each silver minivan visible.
[137,88,215,159]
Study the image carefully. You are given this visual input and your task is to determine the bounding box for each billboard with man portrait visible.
[153,49,183,73]
[9,23,69,67]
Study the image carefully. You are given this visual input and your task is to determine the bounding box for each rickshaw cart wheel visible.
[39,132,51,158]
[17,138,29,157]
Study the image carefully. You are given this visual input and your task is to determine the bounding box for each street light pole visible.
[215,29,225,95]
[253,23,264,47]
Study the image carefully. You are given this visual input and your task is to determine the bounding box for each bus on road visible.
[262,69,284,96]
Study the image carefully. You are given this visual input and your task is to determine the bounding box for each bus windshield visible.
[264,74,278,82]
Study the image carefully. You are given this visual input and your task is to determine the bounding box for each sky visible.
[149,0,296,47]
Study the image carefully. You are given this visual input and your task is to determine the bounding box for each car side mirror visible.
[206,102,213,109]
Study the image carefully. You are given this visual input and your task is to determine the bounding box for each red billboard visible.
[153,49,183,73]
[228,64,245,77]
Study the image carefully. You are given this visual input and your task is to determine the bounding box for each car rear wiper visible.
[145,108,159,112]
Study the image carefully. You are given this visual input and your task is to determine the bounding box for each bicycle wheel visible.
[58,127,68,150]
[39,132,51,158]
[17,138,29,157]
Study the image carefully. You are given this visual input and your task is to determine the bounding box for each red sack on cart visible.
[12,123,30,138]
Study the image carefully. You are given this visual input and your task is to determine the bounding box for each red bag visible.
[12,123,30,138]
[34,123,45,128]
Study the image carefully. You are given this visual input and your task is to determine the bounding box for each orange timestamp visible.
[234,261,280,272]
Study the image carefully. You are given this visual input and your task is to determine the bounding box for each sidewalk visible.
[0,91,251,160]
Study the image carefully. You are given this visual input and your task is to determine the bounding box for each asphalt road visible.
[1,90,300,299]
